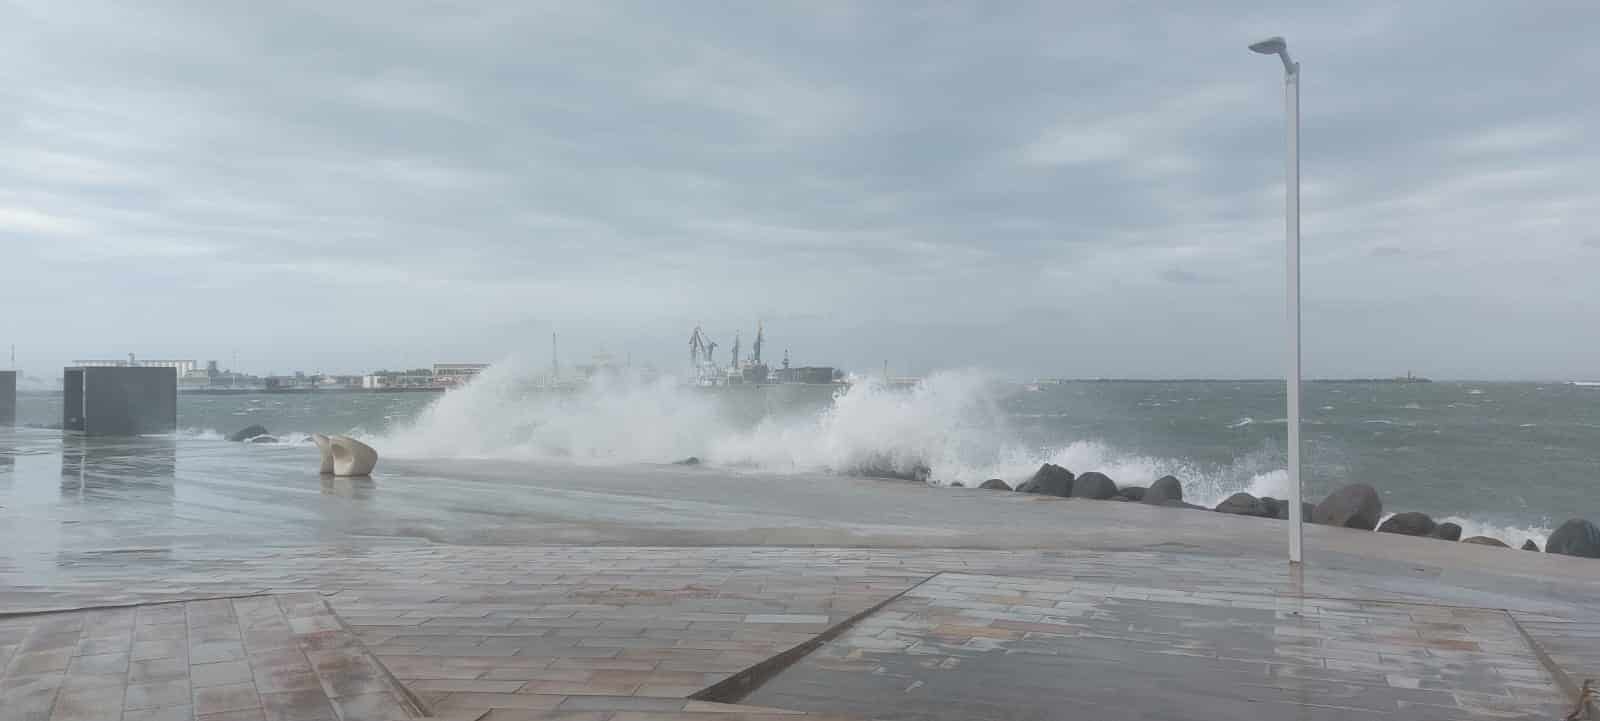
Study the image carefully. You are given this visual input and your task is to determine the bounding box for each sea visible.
[8,365,1598,546]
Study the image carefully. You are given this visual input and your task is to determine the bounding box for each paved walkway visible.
[0,595,418,721]
[747,573,1571,720]
[4,436,1600,719]
[3,545,1597,720]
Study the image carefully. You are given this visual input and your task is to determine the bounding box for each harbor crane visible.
[689,326,717,368]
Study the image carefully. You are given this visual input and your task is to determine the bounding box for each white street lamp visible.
[1250,35,1303,564]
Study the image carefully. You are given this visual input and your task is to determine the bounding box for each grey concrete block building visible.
[0,370,14,426]
[62,366,177,435]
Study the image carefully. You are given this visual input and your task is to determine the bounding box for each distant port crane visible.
[689,326,720,384]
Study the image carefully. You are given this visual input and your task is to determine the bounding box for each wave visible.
[373,359,1295,507]
[1365,512,1551,549]
[378,359,730,462]
[1436,515,1551,549]
[362,359,1571,547]
[176,428,226,441]
[174,427,320,444]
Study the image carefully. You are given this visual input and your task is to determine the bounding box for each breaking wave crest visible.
[367,358,1563,545]
[375,359,1292,505]
[1437,516,1552,549]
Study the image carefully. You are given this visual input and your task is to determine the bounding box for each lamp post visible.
[1250,36,1302,565]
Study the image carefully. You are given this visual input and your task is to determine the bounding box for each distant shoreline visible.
[1032,378,1437,384]
[15,378,1600,396]
[14,387,449,396]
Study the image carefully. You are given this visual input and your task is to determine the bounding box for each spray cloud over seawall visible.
[375,358,1562,545]
[379,357,725,462]
[379,358,1283,496]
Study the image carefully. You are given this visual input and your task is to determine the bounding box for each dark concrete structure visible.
[0,370,14,426]
[62,366,177,435]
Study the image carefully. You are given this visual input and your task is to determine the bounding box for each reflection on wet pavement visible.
[3,427,1600,719]
[746,573,1570,721]
[0,594,419,720]
[59,435,177,503]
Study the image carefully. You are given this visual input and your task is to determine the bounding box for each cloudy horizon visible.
[2,1,1597,382]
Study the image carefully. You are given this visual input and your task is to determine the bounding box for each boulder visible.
[1461,536,1509,548]
[1016,464,1074,497]
[1215,492,1273,517]
[1070,472,1118,500]
[1377,512,1437,537]
[227,424,270,442]
[673,456,702,466]
[1545,519,1600,559]
[949,481,965,488]
[1144,476,1184,505]
[1118,486,1146,502]
[1522,540,1540,552]
[1431,522,1463,541]
[1275,501,1316,521]
[1311,484,1383,530]
[978,479,1012,491]
[1258,497,1282,518]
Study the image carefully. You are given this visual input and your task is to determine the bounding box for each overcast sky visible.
[2,1,1596,381]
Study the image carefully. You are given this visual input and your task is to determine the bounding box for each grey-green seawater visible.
[11,376,1596,544]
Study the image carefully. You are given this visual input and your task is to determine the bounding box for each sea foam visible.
[371,358,1557,546]
[377,359,1286,504]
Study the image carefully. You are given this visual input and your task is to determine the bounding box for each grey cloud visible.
[1161,268,1212,285]
[1,0,1597,379]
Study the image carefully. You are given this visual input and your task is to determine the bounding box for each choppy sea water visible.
[9,369,1598,545]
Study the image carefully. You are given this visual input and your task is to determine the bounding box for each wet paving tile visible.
[125,678,194,710]
[121,705,196,721]
[0,596,418,721]
[3,543,1600,719]
[745,572,1573,721]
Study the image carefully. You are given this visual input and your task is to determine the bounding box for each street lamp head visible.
[1249,35,1296,74]
[1248,37,1286,55]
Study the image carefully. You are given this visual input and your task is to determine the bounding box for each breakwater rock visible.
[227,424,270,442]
[937,463,1594,561]
[1071,472,1118,500]
[1017,464,1074,496]
[1215,493,1276,518]
[1546,519,1600,558]
[1312,484,1383,530]
[1144,476,1184,506]
[1377,512,1437,537]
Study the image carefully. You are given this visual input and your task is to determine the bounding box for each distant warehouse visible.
[361,362,489,390]
[432,363,490,386]
[72,358,196,376]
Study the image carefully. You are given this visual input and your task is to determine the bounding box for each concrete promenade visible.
[2,431,1598,719]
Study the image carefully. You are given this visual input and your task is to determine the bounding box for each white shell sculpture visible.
[313,433,378,477]
[311,433,335,474]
